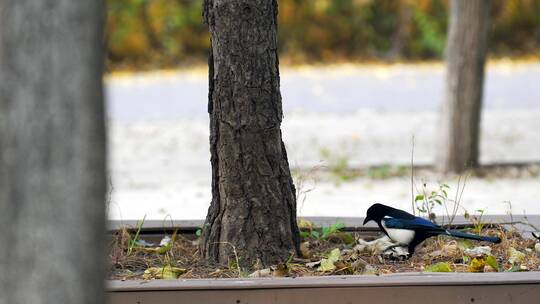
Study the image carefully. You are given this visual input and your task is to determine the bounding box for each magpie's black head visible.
[363,203,388,225]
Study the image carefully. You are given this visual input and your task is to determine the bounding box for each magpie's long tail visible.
[445,230,501,243]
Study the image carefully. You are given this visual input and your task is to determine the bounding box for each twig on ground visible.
[128,214,147,256]
[214,241,242,277]
[410,136,415,215]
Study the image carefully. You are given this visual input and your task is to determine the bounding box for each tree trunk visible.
[0,1,106,303]
[200,0,300,268]
[387,0,413,60]
[140,0,163,51]
[437,0,491,173]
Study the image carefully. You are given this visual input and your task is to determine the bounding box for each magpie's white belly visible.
[382,222,415,245]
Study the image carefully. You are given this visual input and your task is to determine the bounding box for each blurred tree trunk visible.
[200,0,300,268]
[140,0,163,51]
[387,0,413,60]
[437,0,491,173]
[0,1,106,303]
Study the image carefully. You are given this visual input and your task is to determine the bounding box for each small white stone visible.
[159,236,171,247]
[248,268,272,278]
[464,246,492,257]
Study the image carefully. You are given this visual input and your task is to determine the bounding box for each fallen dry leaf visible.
[248,268,272,278]
[317,248,341,272]
[143,266,186,280]
[424,262,452,272]
[300,241,313,259]
[464,246,491,257]
[508,247,526,265]
[468,257,486,272]
[429,242,458,258]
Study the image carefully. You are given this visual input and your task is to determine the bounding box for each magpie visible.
[363,203,501,255]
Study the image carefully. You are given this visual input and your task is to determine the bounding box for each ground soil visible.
[109,224,540,280]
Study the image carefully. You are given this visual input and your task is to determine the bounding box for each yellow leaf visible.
[424,262,452,272]
[485,255,499,272]
[143,266,186,280]
[318,258,336,272]
[317,248,341,272]
[298,219,314,229]
[468,258,486,273]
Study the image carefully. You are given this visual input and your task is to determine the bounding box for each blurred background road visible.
[107,62,540,121]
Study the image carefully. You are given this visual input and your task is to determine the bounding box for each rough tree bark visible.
[200,0,300,267]
[437,0,491,173]
[0,1,106,303]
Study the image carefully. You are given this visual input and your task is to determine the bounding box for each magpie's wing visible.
[384,217,446,233]
[385,206,416,220]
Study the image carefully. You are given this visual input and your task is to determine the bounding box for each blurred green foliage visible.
[106,0,540,70]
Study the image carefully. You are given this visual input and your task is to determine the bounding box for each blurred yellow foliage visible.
[105,0,540,70]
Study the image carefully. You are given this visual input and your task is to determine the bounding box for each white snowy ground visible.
[106,63,540,221]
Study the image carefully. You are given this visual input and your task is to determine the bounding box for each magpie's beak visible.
[363,217,371,225]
